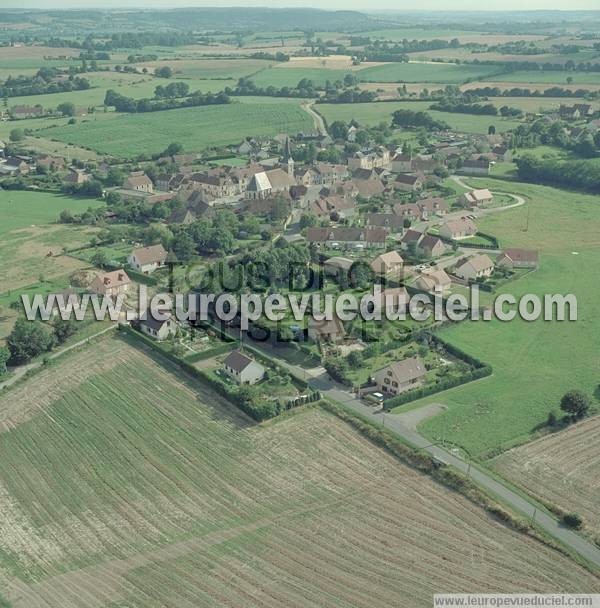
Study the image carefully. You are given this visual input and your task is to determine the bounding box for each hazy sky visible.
[8,1,600,10]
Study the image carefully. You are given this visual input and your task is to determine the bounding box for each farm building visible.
[496,248,539,270]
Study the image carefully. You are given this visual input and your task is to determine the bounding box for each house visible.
[88,270,131,298]
[458,159,491,176]
[313,162,349,185]
[306,227,387,249]
[417,197,449,219]
[347,147,390,171]
[415,269,451,293]
[459,188,493,208]
[0,156,30,175]
[123,171,154,193]
[574,103,593,118]
[10,104,44,119]
[392,173,423,192]
[65,167,90,184]
[393,202,422,222]
[418,234,446,258]
[246,168,294,199]
[411,156,437,174]
[139,312,177,341]
[455,254,494,281]
[323,256,353,276]
[372,287,409,316]
[374,357,427,396]
[390,153,412,173]
[310,195,356,219]
[400,229,424,252]
[370,251,404,276]
[168,207,197,225]
[559,105,580,121]
[352,178,385,199]
[439,218,477,240]
[492,146,513,162]
[365,213,405,235]
[496,248,539,270]
[36,155,65,172]
[223,350,265,385]
[308,315,346,343]
[128,244,168,275]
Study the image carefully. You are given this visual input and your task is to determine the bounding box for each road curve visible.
[301,101,327,136]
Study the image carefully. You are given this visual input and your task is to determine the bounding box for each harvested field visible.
[0,334,598,607]
[494,416,600,541]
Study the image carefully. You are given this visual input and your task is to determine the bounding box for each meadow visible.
[43,98,313,157]
[484,71,600,85]
[399,179,600,458]
[358,62,504,84]
[317,101,522,134]
[0,334,598,607]
[250,66,354,88]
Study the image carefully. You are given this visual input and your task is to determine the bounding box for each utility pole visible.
[524,199,530,232]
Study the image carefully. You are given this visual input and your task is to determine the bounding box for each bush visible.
[561,513,583,530]
[560,390,590,421]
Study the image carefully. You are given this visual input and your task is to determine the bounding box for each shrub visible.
[561,513,583,530]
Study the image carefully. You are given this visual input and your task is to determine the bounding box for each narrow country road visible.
[301,101,327,136]
[450,175,526,215]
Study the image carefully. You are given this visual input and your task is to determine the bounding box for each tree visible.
[488,125,496,135]
[7,318,55,364]
[163,142,183,157]
[57,102,76,117]
[299,214,317,229]
[0,346,9,375]
[9,128,24,142]
[560,390,590,421]
[172,232,196,262]
[155,66,173,78]
[561,513,583,530]
[90,250,109,269]
[347,351,363,369]
[52,317,78,344]
[59,209,74,224]
[329,120,348,140]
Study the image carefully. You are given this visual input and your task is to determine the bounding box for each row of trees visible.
[104,88,230,113]
[0,71,89,98]
[392,109,450,131]
[516,154,600,193]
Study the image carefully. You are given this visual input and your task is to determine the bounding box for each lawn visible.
[0,333,597,606]
[316,101,522,134]
[358,62,504,84]
[44,98,313,156]
[398,179,600,459]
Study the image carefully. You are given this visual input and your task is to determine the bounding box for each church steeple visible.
[282,136,294,176]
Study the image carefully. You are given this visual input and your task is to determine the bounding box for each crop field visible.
[359,29,546,44]
[405,179,600,458]
[250,66,355,88]
[136,58,271,80]
[44,98,313,157]
[494,415,600,541]
[484,71,600,85]
[488,96,599,112]
[0,334,598,607]
[358,62,504,84]
[316,101,522,134]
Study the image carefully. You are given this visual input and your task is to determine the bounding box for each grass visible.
[484,71,600,85]
[316,101,522,134]
[358,62,504,84]
[0,191,103,235]
[250,66,353,88]
[0,334,598,605]
[43,98,313,157]
[397,179,600,459]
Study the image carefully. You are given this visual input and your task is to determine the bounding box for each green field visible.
[250,66,353,88]
[484,71,600,85]
[397,179,600,458]
[138,58,271,80]
[6,73,237,111]
[43,98,313,156]
[0,334,597,605]
[0,190,103,235]
[358,62,504,84]
[317,101,522,134]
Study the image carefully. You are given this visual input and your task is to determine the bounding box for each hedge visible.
[184,342,235,363]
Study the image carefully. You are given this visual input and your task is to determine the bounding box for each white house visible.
[439,218,477,240]
[455,254,494,281]
[223,350,265,385]
[374,357,427,396]
[459,188,493,208]
[139,312,177,341]
[128,244,168,274]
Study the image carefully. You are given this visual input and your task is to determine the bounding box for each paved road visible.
[0,324,117,391]
[301,101,327,136]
